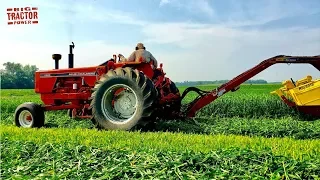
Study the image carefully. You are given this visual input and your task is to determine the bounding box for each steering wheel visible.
[290,78,296,87]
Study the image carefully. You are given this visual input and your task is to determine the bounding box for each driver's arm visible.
[127,51,136,62]
[150,53,158,68]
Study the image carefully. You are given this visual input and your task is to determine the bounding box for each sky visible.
[1,0,320,82]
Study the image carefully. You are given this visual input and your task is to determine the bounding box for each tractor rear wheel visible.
[14,102,45,128]
[89,67,157,130]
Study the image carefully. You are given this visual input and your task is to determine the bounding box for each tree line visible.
[1,62,271,89]
[1,62,38,89]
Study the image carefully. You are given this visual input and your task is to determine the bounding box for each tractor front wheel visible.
[89,67,157,130]
[14,102,45,128]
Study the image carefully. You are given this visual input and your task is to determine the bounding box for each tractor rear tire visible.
[89,67,157,130]
[14,102,45,128]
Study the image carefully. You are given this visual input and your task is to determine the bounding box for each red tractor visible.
[14,42,320,130]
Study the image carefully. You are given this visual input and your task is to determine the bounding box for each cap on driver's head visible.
[136,42,145,49]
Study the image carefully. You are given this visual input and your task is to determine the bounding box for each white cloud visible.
[140,0,320,82]
[158,0,320,27]
[69,3,146,26]
[2,0,145,26]
[158,0,215,18]
[0,38,133,71]
[1,0,319,83]
[159,0,170,7]
[0,0,143,70]
[183,0,215,18]
[141,23,320,82]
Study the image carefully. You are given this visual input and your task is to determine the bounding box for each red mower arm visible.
[183,55,320,117]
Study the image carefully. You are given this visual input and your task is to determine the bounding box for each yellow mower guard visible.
[271,75,320,106]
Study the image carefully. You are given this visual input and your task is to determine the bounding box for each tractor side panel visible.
[35,72,56,93]
[35,66,105,93]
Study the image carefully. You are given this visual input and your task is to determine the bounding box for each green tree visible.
[0,62,38,89]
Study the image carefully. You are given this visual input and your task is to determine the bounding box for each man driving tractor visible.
[118,43,158,69]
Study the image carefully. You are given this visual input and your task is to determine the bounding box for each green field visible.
[1,84,320,179]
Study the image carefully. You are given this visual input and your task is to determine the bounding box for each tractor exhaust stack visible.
[68,42,75,68]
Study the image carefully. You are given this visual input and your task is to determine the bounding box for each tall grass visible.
[2,139,320,179]
[1,85,320,179]
[180,84,297,118]
[2,125,320,160]
[1,86,319,139]
[0,84,299,119]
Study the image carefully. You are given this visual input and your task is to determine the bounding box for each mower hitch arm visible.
[183,55,320,117]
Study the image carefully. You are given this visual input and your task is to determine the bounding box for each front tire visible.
[14,102,45,128]
[89,67,157,130]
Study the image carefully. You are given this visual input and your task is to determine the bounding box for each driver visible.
[118,43,158,69]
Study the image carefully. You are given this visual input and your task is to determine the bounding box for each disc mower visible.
[14,42,320,130]
[271,75,320,117]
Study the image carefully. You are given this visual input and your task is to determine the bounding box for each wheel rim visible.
[19,110,33,127]
[101,84,138,124]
